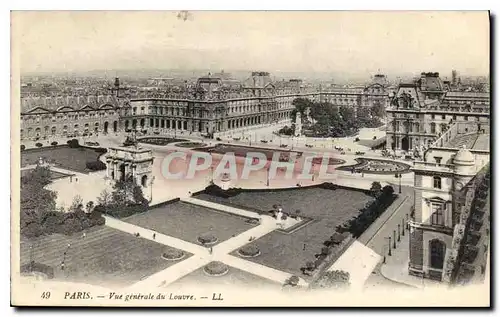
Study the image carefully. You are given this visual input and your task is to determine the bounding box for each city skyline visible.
[13,11,490,78]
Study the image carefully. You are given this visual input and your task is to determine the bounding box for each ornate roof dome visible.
[454,145,474,166]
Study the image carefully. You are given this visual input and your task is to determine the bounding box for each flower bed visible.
[197,233,218,245]
[203,261,229,276]
[161,249,185,261]
[175,142,207,148]
[138,137,187,146]
[237,245,261,258]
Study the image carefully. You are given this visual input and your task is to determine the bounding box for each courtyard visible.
[20,226,188,288]
[195,186,375,279]
[123,201,258,246]
[21,145,105,174]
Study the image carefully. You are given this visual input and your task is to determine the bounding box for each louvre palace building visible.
[386,72,490,154]
[20,71,392,141]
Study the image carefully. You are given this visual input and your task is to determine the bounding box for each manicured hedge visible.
[21,144,26,151]
[35,143,43,148]
[51,141,58,146]
[341,185,396,238]
[238,245,261,257]
[162,249,185,261]
[67,139,80,148]
[198,233,218,245]
[203,261,229,276]
[86,160,107,171]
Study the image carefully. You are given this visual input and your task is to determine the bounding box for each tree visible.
[316,270,350,289]
[370,181,382,197]
[371,100,386,118]
[97,189,113,207]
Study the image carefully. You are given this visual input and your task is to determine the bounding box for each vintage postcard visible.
[10,11,491,307]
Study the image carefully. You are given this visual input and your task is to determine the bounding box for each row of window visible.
[22,111,116,123]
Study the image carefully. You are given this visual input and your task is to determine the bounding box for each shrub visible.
[162,249,185,260]
[354,137,360,142]
[35,142,43,148]
[216,137,222,141]
[203,261,229,276]
[67,139,79,148]
[284,275,300,287]
[321,246,332,256]
[60,217,83,235]
[238,245,261,257]
[20,261,55,279]
[316,270,350,289]
[86,160,106,171]
[198,233,218,245]
[51,141,58,146]
[21,144,26,151]
[21,222,43,238]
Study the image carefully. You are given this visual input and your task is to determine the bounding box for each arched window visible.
[429,239,446,269]
[430,122,436,134]
[433,176,442,189]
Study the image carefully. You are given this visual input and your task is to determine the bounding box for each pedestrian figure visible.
[153,233,156,240]
[209,247,213,255]
[61,262,65,271]
[82,232,86,239]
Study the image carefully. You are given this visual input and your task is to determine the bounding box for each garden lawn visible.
[166,265,281,291]
[20,226,188,288]
[21,145,104,173]
[123,201,257,246]
[197,187,375,279]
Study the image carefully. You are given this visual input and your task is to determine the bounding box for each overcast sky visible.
[12,11,490,78]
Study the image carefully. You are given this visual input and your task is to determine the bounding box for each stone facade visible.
[386,72,490,153]
[408,121,489,282]
[20,72,391,141]
[104,146,154,201]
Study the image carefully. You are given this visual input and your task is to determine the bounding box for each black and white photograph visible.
[9,10,491,307]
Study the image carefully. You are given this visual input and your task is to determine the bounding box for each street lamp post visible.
[397,224,401,242]
[266,166,270,187]
[387,237,392,256]
[395,173,402,194]
[406,213,410,230]
[393,230,397,249]
[401,218,405,236]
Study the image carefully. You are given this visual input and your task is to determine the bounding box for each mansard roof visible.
[21,94,120,114]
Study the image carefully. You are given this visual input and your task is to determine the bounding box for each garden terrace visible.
[337,158,411,174]
[138,137,187,146]
[21,145,106,174]
[123,200,258,246]
[193,143,303,161]
[195,185,377,279]
[20,226,188,288]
